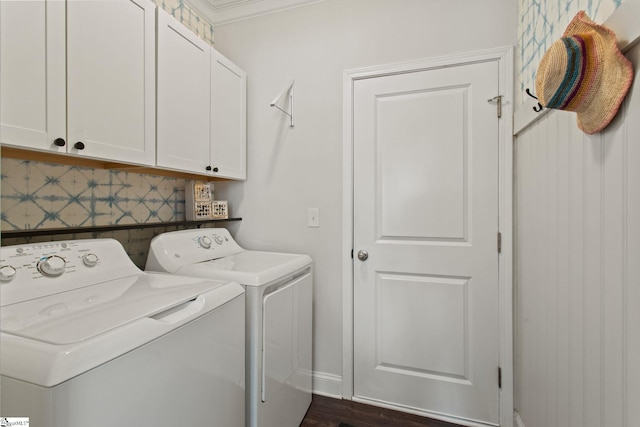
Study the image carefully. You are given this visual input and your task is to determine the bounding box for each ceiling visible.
[186,0,325,26]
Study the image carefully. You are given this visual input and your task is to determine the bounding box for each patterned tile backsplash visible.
[0,158,220,268]
[517,0,624,105]
[155,0,215,46]
[1,159,188,230]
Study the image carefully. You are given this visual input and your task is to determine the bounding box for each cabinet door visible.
[157,8,211,174]
[211,50,247,180]
[0,0,66,152]
[67,0,156,165]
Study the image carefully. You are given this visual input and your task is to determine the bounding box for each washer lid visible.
[1,275,244,388]
[177,251,312,287]
[1,273,225,345]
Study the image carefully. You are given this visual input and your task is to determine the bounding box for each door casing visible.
[341,46,514,427]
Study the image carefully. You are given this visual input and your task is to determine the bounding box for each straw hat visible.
[535,11,634,134]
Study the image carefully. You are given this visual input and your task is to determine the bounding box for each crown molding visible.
[186,0,325,27]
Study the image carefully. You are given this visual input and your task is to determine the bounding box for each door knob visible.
[357,250,368,261]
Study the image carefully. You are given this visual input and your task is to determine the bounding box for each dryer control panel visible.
[0,239,141,306]
[146,228,244,273]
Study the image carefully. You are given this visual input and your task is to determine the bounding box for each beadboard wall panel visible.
[514,42,640,427]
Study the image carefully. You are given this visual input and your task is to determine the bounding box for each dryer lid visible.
[1,273,225,345]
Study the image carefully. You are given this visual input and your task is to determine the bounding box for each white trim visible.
[513,0,640,136]
[514,412,526,427]
[497,47,515,427]
[187,0,326,26]
[341,65,355,400]
[344,46,513,81]
[352,396,499,427]
[341,46,515,426]
[312,371,343,399]
[603,0,640,51]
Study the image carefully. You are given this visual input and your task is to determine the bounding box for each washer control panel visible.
[0,239,140,306]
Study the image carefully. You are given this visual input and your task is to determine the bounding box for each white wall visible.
[213,0,517,395]
[514,37,640,427]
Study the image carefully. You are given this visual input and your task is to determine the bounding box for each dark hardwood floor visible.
[300,394,460,427]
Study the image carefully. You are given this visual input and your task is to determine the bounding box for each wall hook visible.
[270,81,294,128]
[525,88,544,112]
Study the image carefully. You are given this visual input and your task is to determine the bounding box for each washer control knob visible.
[82,253,99,267]
[37,255,66,277]
[198,236,212,249]
[0,265,17,282]
[214,234,224,245]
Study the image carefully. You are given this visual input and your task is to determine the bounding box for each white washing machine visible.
[146,228,313,427]
[0,238,245,427]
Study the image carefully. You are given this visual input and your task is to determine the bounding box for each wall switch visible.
[308,208,320,227]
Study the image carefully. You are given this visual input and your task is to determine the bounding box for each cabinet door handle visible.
[53,138,66,147]
[212,167,219,173]
[206,165,212,171]
[74,142,85,150]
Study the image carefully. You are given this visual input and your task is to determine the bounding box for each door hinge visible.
[498,367,502,389]
[351,249,354,259]
[487,95,503,118]
[497,232,502,253]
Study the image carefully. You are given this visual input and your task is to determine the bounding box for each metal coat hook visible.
[270,81,294,128]
[525,88,544,112]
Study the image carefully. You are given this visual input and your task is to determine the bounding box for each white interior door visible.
[353,60,501,425]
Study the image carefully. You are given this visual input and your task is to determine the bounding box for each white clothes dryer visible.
[0,238,245,427]
[146,228,313,427]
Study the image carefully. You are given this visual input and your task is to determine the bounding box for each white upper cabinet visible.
[156,8,211,174]
[211,50,247,181]
[67,0,156,165]
[157,9,247,179]
[0,0,66,152]
[0,0,156,166]
[2,1,246,179]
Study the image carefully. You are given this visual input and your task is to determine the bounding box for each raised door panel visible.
[0,0,65,151]
[66,0,156,165]
[157,8,211,174]
[211,50,247,180]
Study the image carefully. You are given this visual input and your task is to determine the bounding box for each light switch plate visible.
[308,208,320,227]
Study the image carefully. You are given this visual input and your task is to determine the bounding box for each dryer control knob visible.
[0,265,17,282]
[198,236,212,249]
[214,234,224,245]
[37,255,66,277]
[82,253,99,267]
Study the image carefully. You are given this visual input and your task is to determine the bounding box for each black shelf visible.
[1,218,242,239]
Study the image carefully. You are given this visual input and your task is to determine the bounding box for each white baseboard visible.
[312,371,342,398]
[514,412,526,427]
